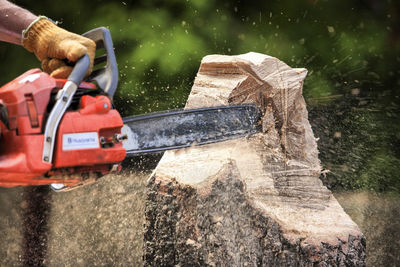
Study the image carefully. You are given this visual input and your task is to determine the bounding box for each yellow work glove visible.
[22,16,96,79]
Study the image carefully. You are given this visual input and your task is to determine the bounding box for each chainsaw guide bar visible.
[122,104,262,155]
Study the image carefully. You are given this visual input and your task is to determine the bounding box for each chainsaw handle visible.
[67,54,90,85]
[83,27,118,99]
[42,56,90,163]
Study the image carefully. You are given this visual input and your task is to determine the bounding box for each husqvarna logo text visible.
[62,132,100,151]
[67,137,96,144]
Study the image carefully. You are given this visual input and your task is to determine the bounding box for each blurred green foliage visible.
[1,0,399,192]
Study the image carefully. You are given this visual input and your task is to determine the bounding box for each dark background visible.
[0,0,399,265]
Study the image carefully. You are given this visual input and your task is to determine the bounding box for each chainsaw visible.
[0,28,261,191]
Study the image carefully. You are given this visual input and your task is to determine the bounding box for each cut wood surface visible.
[144,52,366,266]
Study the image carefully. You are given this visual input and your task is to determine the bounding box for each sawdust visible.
[0,167,150,266]
[0,173,399,266]
[46,171,148,266]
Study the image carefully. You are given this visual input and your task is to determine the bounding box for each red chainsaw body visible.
[0,69,126,188]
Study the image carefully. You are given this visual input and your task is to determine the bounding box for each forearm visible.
[0,0,36,45]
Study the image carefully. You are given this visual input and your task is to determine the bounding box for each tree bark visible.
[144,52,366,266]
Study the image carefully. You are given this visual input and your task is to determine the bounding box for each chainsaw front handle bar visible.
[42,53,90,163]
[68,53,90,85]
[42,73,85,163]
[84,27,118,99]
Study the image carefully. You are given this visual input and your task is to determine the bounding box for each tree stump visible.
[144,52,366,266]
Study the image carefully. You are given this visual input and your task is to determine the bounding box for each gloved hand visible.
[22,17,96,78]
